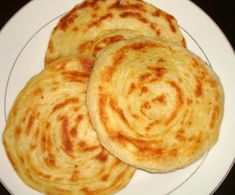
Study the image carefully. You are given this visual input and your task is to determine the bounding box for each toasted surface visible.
[3,57,135,194]
[45,0,186,65]
[87,37,224,172]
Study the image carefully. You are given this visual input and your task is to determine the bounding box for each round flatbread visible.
[45,0,186,65]
[87,37,224,172]
[3,57,135,194]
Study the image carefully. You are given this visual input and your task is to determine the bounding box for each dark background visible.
[0,0,234,195]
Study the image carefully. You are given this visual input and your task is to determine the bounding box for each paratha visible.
[3,57,135,194]
[45,0,186,65]
[87,37,224,172]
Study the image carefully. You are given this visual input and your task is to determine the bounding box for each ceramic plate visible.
[0,0,234,194]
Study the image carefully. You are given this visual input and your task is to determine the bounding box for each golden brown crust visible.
[45,0,186,65]
[87,37,224,172]
[3,57,135,194]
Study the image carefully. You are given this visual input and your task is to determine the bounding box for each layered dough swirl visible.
[45,0,186,65]
[87,37,224,172]
[3,57,135,194]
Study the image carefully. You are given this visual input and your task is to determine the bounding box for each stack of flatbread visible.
[3,0,224,194]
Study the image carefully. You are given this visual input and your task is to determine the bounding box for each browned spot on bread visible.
[98,94,109,130]
[41,135,46,153]
[78,141,87,148]
[131,113,139,119]
[14,126,22,139]
[88,13,113,28]
[139,86,149,95]
[214,90,220,101]
[71,170,79,181]
[93,35,124,56]
[110,168,128,187]
[45,121,50,130]
[165,14,176,33]
[113,48,126,66]
[71,104,79,110]
[152,10,161,17]
[148,66,166,78]
[53,98,79,113]
[210,106,219,129]
[33,87,43,96]
[141,101,151,109]
[81,187,93,195]
[153,9,178,33]
[196,134,202,144]
[175,128,186,142]
[47,137,52,152]
[22,109,30,123]
[128,83,136,95]
[195,77,203,97]
[111,159,122,170]
[72,26,78,32]
[155,148,163,156]
[145,119,160,131]
[157,58,165,64]
[91,12,98,19]
[45,153,56,167]
[80,57,94,70]
[152,94,166,105]
[70,127,77,137]
[149,23,161,36]
[165,107,178,125]
[30,144,36,151]
[34,127,40,140]
[168,80,183,104]
[139,73,152,81]
[109,1,146,12]
[109,98,130,127]
[78,141,97,152]
[181,37,186,48]
[78,0,99,10]
[128,41,158,51]
[192,57,200,68]
[128,106,139,119]
[187,98,192,105]
[120,11,148,23]
[207,78,217,87]
[76,114,84,123]
[57,7,78,31]
[35,170,51,179]
[188,135,195,142]
[101,174,108,181]
[112,133,128,146]
[119,11,162,35]
[79,40,94,53]
[169,148,178,157]
[60,116,73,154]
[155,67,167,78]
[101,66,116,83]
[48,40,54,52]
[95,150,108,162]
[25,114,35,135]
[19,155,24,164]
[63,70,90,82]
[164,81,183,125]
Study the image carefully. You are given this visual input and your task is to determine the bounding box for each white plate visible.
[0,0,234,194]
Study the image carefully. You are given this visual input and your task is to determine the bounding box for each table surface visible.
[0,1,234,195]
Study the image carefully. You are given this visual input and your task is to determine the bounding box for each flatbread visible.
[45,0,186,65]
[3,57,135,194]
[87,37,224,172]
